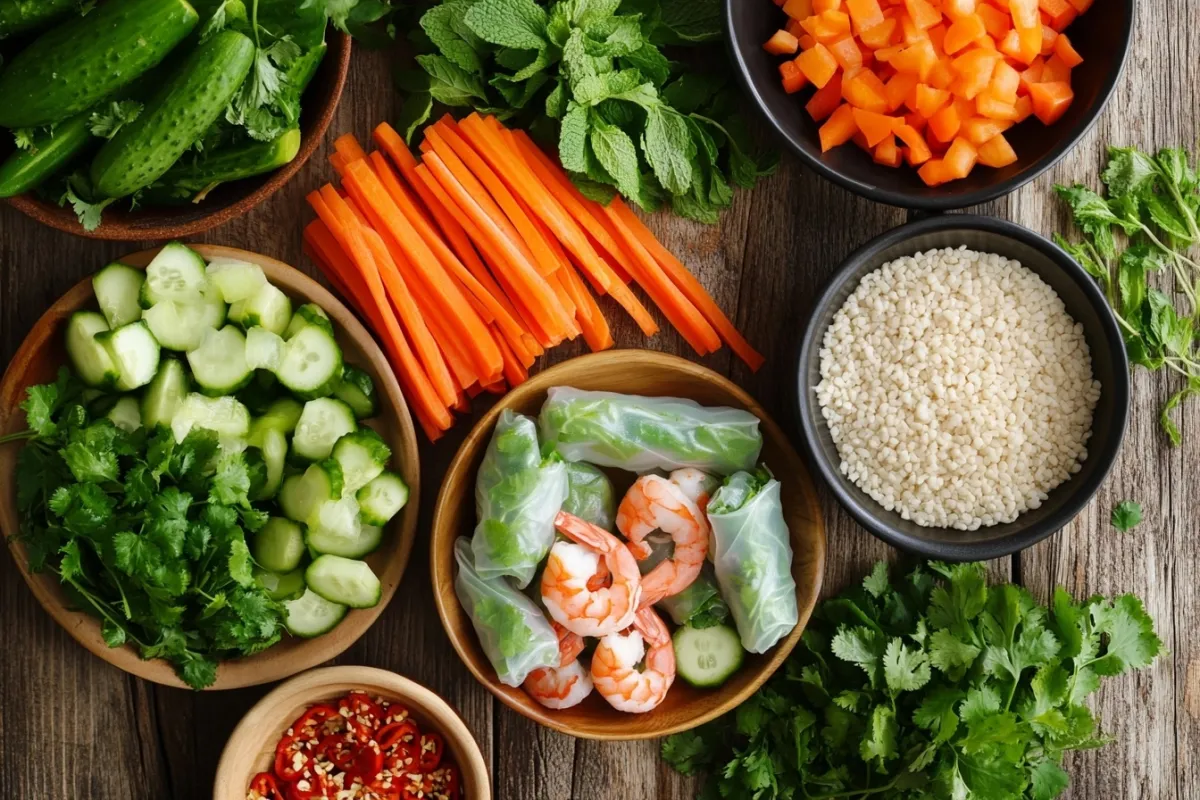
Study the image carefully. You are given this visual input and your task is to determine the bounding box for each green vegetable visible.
[409,0,775,223]
[142,128,301,205]
[1111,500,1143,533]
[561,460,615,531]
[0,0,82,40]
[1055,145,1200,445]
[0,112,93,198]
[662,561,1162,800]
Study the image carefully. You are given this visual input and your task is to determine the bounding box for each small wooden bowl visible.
[213,666,491,800]
[0,245,420,690]
[2,33,350,240]
[430,351,827,740]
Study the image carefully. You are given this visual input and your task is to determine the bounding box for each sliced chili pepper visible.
[382,742,419,776]
[428,762,461,800]
[380,702,412,726]
[349,741,384,785]
[314,733,358,775]
[284,771,331,800]
[248,772,283,800]
[418,732,445,772]
[274,734,310,782]
[399,772,433,800]
[377,720,420,752]
[339,692,384,742]
[364,777,402,800]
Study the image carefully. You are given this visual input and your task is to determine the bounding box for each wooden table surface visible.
[0,3,1195,797]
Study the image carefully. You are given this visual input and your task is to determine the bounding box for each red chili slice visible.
[428,762,461,800]
[349,741,384,785]
[377,720,420,752]
[381,702,413,726]
[314,733,358,775]
[284,772,331,800]
[248,772,283,800]
[274,734,310,782]
[339,692,384,742]
[418,732,445,772]
[382,742,419,776]
[399,772,433,800]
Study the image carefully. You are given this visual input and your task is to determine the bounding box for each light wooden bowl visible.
[0,245,419,690]
[213,666,491,800]
[430,351,827,740]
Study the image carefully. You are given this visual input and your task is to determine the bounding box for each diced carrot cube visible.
[977,133,1018,167]
[814,0,843,10]
[943,0,977,20]
[989,60,1021,102]
[780,60,810,93]
[829,36,864,69]
[998,29,1024,60]
[860,17,899,48]
[891,38,939,80]
[943,13,986,53]
[928,102,962,141]
[942,136,979,178]
[975,90,1020,120]
[1019,57,1044,92]
[905,111,928,132]
[894,122,933,164]
[846,0,886,33]
[975,34,998,50]
[799,33,818,49]
[807,71,846,120]
[914,83,951,117]
[1041,53,1071,82]
[765,29,802,55]
[774,0,785,6]
[1009,0,1039,29]
[796,43,840,87]
[874,44,906,63]
[928,23,948,53]
[977,4,1012,39]
[886,71,921,111]
[801,9,853,42]
[1038,0,1072,17]
[819,103,860,151]
[928,57,956,89]
[782,0,815,19]
[1039,24,1058,55]
[904,0,943,29]
[951,48,1000,99]
[852,131,872,150]
[853,108,900,145]
[961,115,1013,144]
[843,68,890,111]
[918,158,953,185]
[1014,23,1042,64]
[874,136,903,166]
[787,19,806,37]
[1054,33,1083,67]
[1066,0,1091,10]
[898,13,928,44]
[1047,7,1076,31]
[1029,80,1073,124]
[1014,94,1033,121]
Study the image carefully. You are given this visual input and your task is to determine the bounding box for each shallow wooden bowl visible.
[213,666,491,800]
[1,33,350,240]
[0,245,419,690]
[430,351,827,740]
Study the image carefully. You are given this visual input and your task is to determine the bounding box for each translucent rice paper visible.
[640,532,730,628]
[473,410,568,589]
[708,471,798,653]
[562,461,616,531]
[538,388,763,476]
[454,538,560,687]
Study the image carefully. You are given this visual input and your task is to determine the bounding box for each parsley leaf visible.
[1111,500,1143,532]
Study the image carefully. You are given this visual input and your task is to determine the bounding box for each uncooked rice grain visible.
[815,246,1100,531]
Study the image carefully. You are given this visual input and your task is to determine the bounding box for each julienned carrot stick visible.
[422,152,575,344]
[548,272,580,333]
[333,133,368,164]
[307,190,451,436]
[329,151,350,177]
[560,260,614,352]
[342,158,502,381]
[304,221,385,332]
[493,327,528,386]
[611,199,765,371]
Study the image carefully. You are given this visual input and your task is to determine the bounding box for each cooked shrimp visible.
[524,623,593,710]
[616,474,709,606]
[590,607,676,714]
[541,511,642,638]
[669,468,718,512]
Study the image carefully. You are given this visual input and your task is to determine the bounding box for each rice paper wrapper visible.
[640,532,730,628]
[562,461,616,531]
[473,410,568,589]
[538,388,763,476]
[708,473,798,653]
[454,538,560,687]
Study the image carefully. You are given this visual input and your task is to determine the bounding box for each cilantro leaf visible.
[882,638,930,694]
[1110,500,1143,532]
[88,100,143,139]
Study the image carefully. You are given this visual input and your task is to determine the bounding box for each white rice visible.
[814,246,1100,531]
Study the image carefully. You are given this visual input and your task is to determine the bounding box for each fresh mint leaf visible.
[1102,146,1158,198]
[1055,184,1120,258]
[588,118,641,200]
[417,54,489,106]
[642,106,694,196]
[1110,500,1143,532]
[463,0,548,50]
[421,2,484,72]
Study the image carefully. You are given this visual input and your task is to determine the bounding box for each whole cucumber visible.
[0,0,199,128]
[144,128,302,204]
[0,0,77,40]
[0,113,93,197]
[90,29,255,199]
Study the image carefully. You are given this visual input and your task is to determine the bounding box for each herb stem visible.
[0,429,35,445]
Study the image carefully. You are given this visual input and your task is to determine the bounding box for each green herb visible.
[7,368,286,689]
[407,0,776,223]
[60,182,114,232]
[12,127,36,151]
[1110,500,1143,533]
[662,561,1162,800]
[88,101,143,140]
[1056,146,1200,445]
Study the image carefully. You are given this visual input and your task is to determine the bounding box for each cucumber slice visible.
[284,303,332,339]
[187,325,253,396]
[254,427,287,500]
[279,459,343,522]
[276,324,343,400]
[284,587,347,638]
[142,242,208,306]
[206,258,267,303]
[253,517,306,573]
[305,554,382,609]
[65,311,119,388]
[92,262,144,328]
[96,321,161,391]
[143,299,222,351]
[257,397,304,436]
[142,358,189,429]
[305,495,359,539]
[293,398,357,462]
[105,396,142,432]
[331,428,391,494]
[672,624,744,689]
[356,471,409,527]
[230,282,292,335]
[245,327,285,372]
[255,565,306,602]
[333,365,379,419]
[306,515,383,560]
[171,393,251,443]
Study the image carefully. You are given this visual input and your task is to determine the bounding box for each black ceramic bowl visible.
[796,215,1129,560]
[725,0,1133,210]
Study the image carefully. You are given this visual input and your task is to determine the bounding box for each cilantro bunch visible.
[405,0,778,223]
[1055,146,1200,444]
[3,369,285,690]
[663,561,1162,800]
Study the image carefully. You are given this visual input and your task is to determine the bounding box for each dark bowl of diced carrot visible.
[726,0,1132,210]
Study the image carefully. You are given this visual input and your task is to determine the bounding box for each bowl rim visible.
[211,665,492,800]
[430,349,827,740]
[723,0,1135,210]
[2,32,351,241]
[0,244,421,689]
[795,214,1130,560]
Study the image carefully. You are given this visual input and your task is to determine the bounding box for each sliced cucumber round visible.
[254,427,287,500]
[279,459,344,523]
[284,587,347,638]
[231,283,292,335]
[306,554,381,609]
[206,258,266,303]
[331,428,391,494]
[293,398,357,461]
[170,393,251,443]
[333,365,379,419]
[96,321,161,391]
[284,303,332,339]
[143,299,222,351]
[253,517,306,573]
[255,565,306,602]
[307,517,383,560]
[256,397,303,436]
[93,262,144,328]
[187,325,253,396]
[143,242,209,306]
[105,396,142,432]
[356,471,409,527]
[673,623,744,689]
[276,323,343,400]
[66,311,118,388]
[142,358,189,429]
[244,326,285,372]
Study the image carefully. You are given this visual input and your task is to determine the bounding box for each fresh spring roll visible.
[707,470,798,653]
[640,532,730,628]
[454,538,560,687]
[562,461,616,531]
[473,409,568,589]
[538,388,764,476]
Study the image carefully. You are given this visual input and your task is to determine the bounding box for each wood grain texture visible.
[0,9,1190,799]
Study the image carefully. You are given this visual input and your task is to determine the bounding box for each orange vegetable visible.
[843,68,889,111]
[819,103,860,151]
[1039,24,1058,56]
[960,115,1013,144]
[898,13,927,45]
[903,0,942,29]
[1041,53,1072,82]
[859,17,898,48]
[927,57,956,89]
[977,4,1011,38]
[885,71,920,112]
[852,109,899,146]
[806,71,846,120]
[918,158,953,185]
[942,0,977,19]
[798,32,817,49]
[1014,94,1034,122]
[829,36,864,69]
[977,133,1018,167]
[1038,0,1072,18]
[846,0,885,33]
[1066,0,1091,13]
[1053,32,1083,66]
[765,29,801,54]
[781,60,809,93]
[1028,80,1073,124]
[1019,57,1045,91]
[928,102,962,142]
[333,133,367,164]
[890,38,938,80]
[803,9,852,41]
[814,0,841,11]
[943,13,985,53]
[894,122,932,164]
[873,136,903,166]
[942,136,979,178]
[782,0,814,18]
[950,48,1000,99]
[1047,6,1076,31]
[796,43,840,87]
[975,90,1020,120]
[913,83,950,117]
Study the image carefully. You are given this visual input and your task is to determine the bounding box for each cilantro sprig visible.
[662,561,1162,800]
[6,368,284,690]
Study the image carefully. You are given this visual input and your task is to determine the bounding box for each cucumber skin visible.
[0,0,77,40]
[0,0,199,128]
[144,129,302,204]
[90,29,255,199]
[0,112,92,197]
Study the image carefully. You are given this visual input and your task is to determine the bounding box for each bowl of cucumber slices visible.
[0,243,419,690]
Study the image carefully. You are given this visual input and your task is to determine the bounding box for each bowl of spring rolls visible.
[430,351,827,739]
